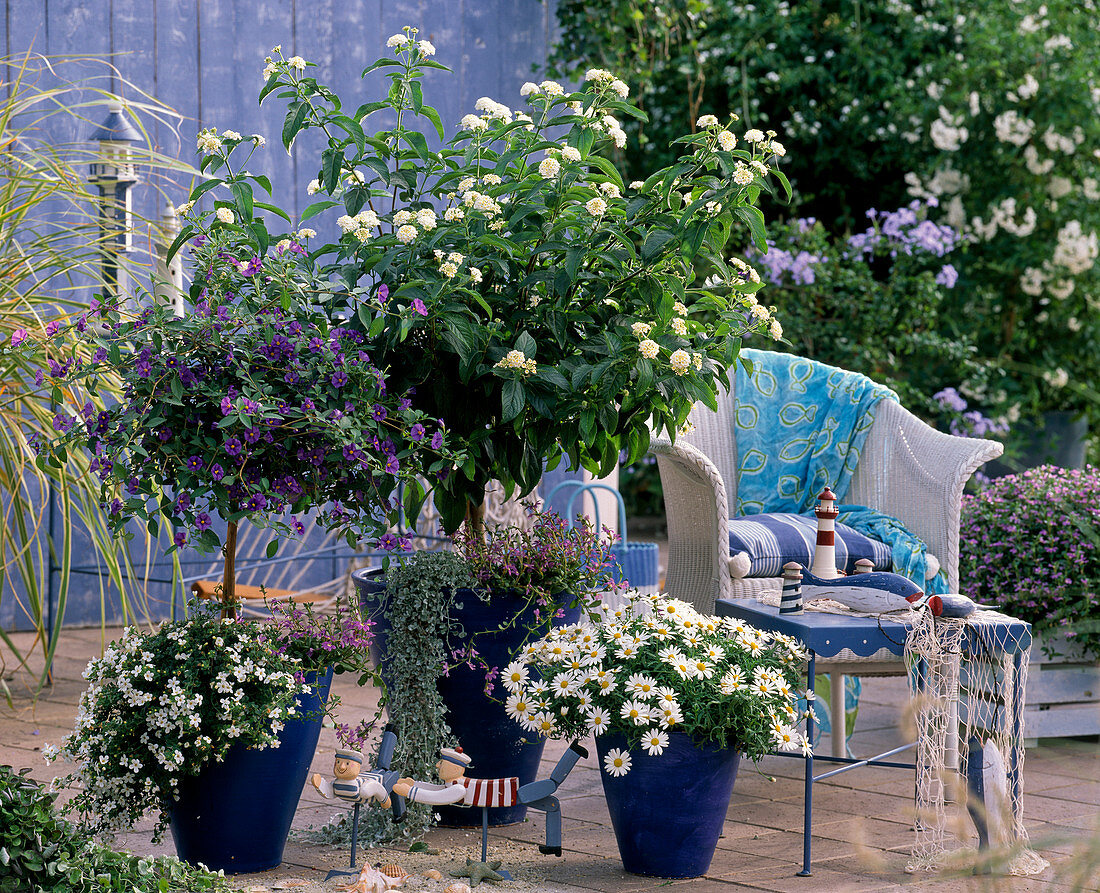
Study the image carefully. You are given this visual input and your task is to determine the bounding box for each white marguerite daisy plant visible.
[505,591,810,775]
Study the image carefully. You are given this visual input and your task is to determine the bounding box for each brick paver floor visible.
[2,627,1097,892]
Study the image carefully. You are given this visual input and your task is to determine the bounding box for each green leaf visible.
[259,72,281,104]
[515,330,536,359]
[736,205,769,252]
[187,178,223,203]
[322,146,343,194]
[282,101,310,151]
[301,199,340,221]
[419,104,446,141]
[353,100,389,121]
[410,79,424,113]
[502,378,524,422]
[165,224,196,263]
[642,228,676,261]
[403,129,432,162]
[266,539,279,559]
[252,173,273,195]
[361,58,403,76]
[253,201,292,223]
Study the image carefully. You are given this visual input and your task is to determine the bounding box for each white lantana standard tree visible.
[173,27,790,534]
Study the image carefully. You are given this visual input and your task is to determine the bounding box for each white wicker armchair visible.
[652,368,1004,615]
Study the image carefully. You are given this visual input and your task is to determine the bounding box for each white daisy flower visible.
[641,728,669,756]
[586,705,611,734]
[502,661,529,692]
[620,699,651,725]
[603,747,632,777]
[626,674,658,697]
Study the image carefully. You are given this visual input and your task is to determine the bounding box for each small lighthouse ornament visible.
[810,487,841,579]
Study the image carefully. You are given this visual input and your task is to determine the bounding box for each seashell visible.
[422,869,443,880]
[445,884,472,893]
[379,863,408,879]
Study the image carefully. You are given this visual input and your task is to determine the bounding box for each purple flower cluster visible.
[848,201,959,259]
[933,388,1009,438]
[260,599,375,676]
[960,465,1100,660]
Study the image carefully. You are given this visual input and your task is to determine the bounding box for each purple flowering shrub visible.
[959,465,1100,660]
[455,507,617,606]
[261,599,375,682]
[36,202,464,584]
[746,201,992,422]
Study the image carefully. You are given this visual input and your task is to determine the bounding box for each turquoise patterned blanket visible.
[734,349,948,594]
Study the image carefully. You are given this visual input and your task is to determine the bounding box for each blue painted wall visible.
[1,0,563,631]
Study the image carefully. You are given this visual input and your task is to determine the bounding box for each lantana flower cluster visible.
[46,611,313,840]
[257,30,789,532]
[959,465,1100,661]
[503,591,809,775]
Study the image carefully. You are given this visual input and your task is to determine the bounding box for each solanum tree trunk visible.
[221,520,238,620]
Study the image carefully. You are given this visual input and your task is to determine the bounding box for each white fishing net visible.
[904,608,1048,876]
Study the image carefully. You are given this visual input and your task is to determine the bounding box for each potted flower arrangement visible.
[960,465,1100,738]
[504,590,808,877]
[353,507,616,829]
[29,114,463,870]
[45,599,375,872]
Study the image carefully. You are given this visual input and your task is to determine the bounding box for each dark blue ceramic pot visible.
[168,667,333,873]
[354,568,581,826]
[596,731,741,878]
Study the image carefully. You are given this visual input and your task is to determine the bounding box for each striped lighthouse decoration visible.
[810,487,841,579]
[780,561,804,614]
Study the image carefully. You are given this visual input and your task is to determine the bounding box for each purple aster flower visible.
[194,512,212,532]
[9,328,28,347]
[241,255,263,276]
[173,530,187,548]
[431,431,444,450]
[245,493,268,512]
[376,283,389,303]
[284,370,300,385]
[224,436,243,457]
[176,493,191,511]
[187,455,204,472]
[301,398,316,413]
[243,398,260,415]
[411,297,427,317]
[220,396,233,415]
[385,455,400,474]
[45,320,60,337]
[291,518,306,536]
[371,404,387,422]
[210,463,225,481]
[331,369,348,388]
[410,423,426,441]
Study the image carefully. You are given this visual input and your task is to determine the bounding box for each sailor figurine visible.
[311,748,393,807]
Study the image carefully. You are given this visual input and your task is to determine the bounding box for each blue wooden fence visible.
[1,0,564,631]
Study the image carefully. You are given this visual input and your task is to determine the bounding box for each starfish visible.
[449,857,506,886]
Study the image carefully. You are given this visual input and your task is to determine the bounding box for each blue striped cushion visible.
[728,513,892,578]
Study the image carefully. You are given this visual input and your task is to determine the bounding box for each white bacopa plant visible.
[46,611,308,840]
[503,591,810,774]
